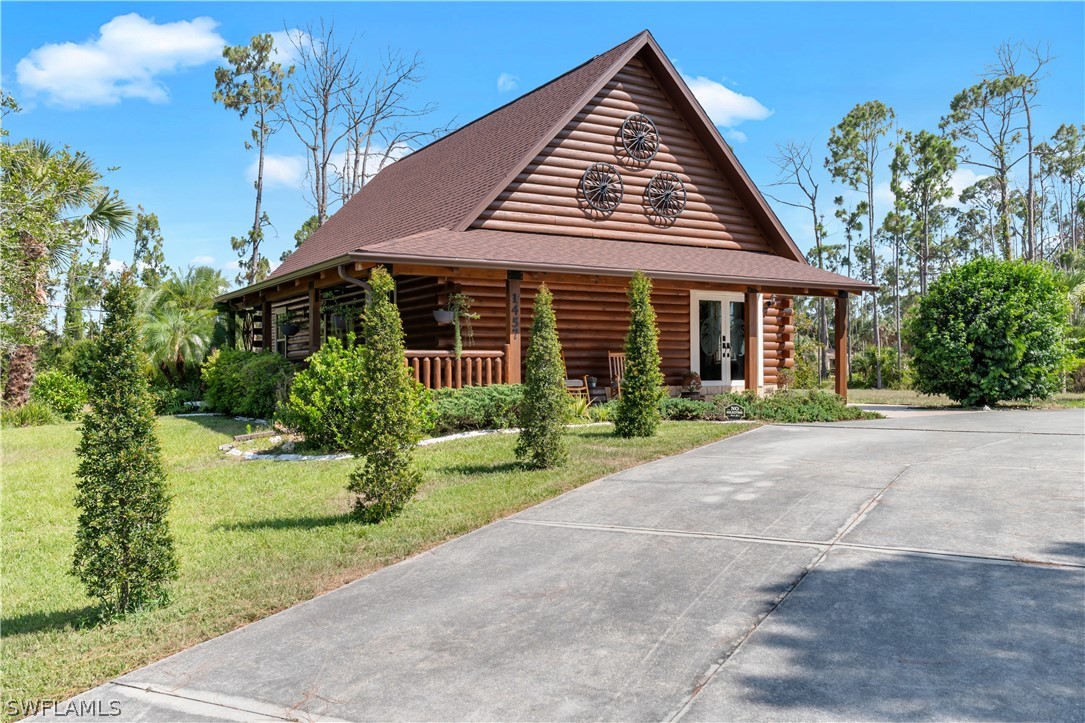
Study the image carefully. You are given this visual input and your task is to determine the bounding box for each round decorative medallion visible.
[645,171,687,217]
[580,162,624,212]
[620,113,659,162]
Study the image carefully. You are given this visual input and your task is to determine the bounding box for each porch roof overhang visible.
[352,228,877,295]
[216,228,876,305]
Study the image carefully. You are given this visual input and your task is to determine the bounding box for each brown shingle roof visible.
[269,31,646,280]
[354,229,876,293]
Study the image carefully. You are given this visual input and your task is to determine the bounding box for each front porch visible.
[219,262,853,398]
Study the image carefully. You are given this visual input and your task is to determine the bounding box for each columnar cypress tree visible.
[515,284,568,468]
[72,275,177,617]
[614,271,665,438]
[348,267,429,522]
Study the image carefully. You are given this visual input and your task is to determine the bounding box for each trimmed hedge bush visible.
[202,348,293,419]
[716,389,877,423]
[432,384,523,435]
[614,271,665,437]
[73,277,177,618]
[348,267,431,522]
[279,335,368,450]
[516,284,568,468]
[904,258,1071,406]
[29,368,87,420]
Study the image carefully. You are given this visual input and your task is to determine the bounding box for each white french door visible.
[690,291,758,388]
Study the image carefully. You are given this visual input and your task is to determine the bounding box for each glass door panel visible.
[698,299,725,383]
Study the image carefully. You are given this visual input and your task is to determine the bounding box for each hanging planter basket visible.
[433,309,455,325]
[281,323,300,337]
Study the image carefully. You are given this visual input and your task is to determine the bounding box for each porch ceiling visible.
[353,228,877,294]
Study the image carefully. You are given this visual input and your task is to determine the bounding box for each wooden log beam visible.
[308,282,320,355]
[260,299,272,352]
[506,275,523,384]
[835,294,849,399]
[745,290,759,391]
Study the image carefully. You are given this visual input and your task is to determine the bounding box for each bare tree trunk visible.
[250,113,266,285]
[869,185,882,389]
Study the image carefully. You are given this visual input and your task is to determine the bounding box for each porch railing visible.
[405,348,506,390]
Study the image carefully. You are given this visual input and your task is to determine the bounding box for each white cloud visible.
[947,167,988,207]
[497,72,519,93]
[105,259,126,273]
[269,28,308,66]
[224,260,242,271]
[681,73,773,131]
[191,255,215,266]
[724,129,748,144]
[248,154,307,189]
[16,13,225,107]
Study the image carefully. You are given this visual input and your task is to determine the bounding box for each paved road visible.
[56,410,1085,721]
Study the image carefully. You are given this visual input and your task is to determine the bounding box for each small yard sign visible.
[724,404,745,421]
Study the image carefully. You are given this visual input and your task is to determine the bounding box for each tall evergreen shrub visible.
[904,258,1070,406]
[515,284,568,468]
[615,271,665,437]
[348,267,431,522]
[72,277,177,617]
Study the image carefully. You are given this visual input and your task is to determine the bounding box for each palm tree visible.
[140,266,229,383]
[2,140,132,406]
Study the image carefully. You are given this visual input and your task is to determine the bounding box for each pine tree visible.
[614,271,665,437]
[72,275,177,617]
[515,284,567,468]
[348,267,429,522]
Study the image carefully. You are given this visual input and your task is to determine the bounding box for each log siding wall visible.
[473,58,771,253]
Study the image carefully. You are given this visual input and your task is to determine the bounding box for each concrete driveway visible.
[57,409,1085,721]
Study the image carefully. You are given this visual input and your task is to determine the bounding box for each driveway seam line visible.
[508,519,1085,570]
[781,423,1083,437]
[667,465,913,723]
[108,681,299,721]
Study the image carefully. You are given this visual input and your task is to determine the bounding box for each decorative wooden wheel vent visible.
[645,171,687,218]
[620,113,659,162]
[580,162,624,212]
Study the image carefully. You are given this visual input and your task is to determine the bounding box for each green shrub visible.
[614,271,665,438]
[280,335,368,450]
[202,348,292,418]
[72,277,178,618]
[432,384,523,435]
[659,397,714,420]
[715,389,876,423]
[588,399,618,422]
[904,259,1071,406]
[851,346,905,389]
[148,381,199,416]
[1067,358,1085,393]
[348,268,430,522]
[0,399,59,427]
[29,368,87,420]
[516,284,568,468]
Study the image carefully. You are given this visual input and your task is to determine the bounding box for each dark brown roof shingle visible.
[270,32,645,279]
[354,228,876,292]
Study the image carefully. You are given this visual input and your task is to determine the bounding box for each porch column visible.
[260,299,273,352]
[835,292,849,399]
[308,281,320,355]
[744,289,760,391]
[505,273,522,384]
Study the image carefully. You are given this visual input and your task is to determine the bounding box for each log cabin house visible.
[215,30,875,399]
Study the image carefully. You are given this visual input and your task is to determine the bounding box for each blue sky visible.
[4,2,1083,288]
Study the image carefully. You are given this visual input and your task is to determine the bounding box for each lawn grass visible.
[846,387,1085,409]
[1,416,753,711]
